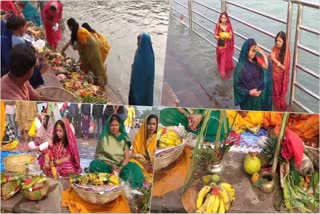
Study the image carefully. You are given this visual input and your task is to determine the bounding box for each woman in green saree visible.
[88,114,144,189]
[159,107,229,142]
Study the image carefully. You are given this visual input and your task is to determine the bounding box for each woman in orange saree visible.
[270,31,291,111]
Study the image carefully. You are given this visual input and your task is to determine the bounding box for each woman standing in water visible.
[62,18,107,88]
[270,31,291,111]
[233,38,273,111]
[214,12,234,79]
[129,32,155,106]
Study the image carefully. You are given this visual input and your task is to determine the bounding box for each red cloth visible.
[41,0,63,49]
[281,128,304,168]
[214,12,235,79]
[0,1,22,16]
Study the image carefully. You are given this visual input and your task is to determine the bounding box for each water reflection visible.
[61,0,170,105]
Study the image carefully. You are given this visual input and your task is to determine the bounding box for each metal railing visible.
[289,1,320,113]
[170,0,319,113]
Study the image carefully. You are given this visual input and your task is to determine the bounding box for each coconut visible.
[244,152,261,175]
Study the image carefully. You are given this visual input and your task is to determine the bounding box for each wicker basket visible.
[71,182,124,204]
[1,181,21,200]
[22,181,49,201]
[154,139,187,171]
[36,86,79,102]
[3,154,37,173]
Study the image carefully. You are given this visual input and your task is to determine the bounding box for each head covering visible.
[129,32,155,106]
[233,38,273,110]
[100,114,131,147]
[132,115,157,161]
[52,119,81,173]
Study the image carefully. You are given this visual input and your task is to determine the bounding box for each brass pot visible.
[260,172,275,193]
[206,161,224,175]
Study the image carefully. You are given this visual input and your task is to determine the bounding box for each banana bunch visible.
[158,130,182,148]
[69,173,121,186]
[196,182,235,213]
[1,140,19,151]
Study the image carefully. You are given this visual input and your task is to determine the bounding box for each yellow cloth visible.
[226,110,264,133]
[129,119,156,183]
[61,187,130,213]
[15,101,38,130]
[1,101,5,143]
[263,112,319,143]
[152,147,192,197]
[77,28,91,46]
[124,106,135,127]
[91,31,110,62]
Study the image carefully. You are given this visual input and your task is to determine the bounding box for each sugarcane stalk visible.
[272,113,289,174]
[183,109,211,192]
[214,111,222,151]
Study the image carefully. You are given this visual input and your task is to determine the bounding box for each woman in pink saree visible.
[41,119,81,177]
[270,31,291,111]
[41,1,63,50]
[214,12,234,79]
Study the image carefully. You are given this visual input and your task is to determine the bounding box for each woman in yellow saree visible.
[82,23,110,63]
[130,114,158,184]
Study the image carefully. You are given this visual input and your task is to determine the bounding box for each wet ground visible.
[60,0,170,106]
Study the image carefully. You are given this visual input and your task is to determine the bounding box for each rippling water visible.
[61,0,170,105]
[165,0,319,112]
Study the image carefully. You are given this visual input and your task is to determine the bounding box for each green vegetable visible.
[81,95,106,104]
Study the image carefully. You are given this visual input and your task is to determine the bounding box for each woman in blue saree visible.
[129,32,155,106]
[17,1,42,26]
[233,38,272,111]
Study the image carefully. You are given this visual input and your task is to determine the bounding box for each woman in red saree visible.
[214,12,234,79]
[41,0,63,50]
[41,119,81,177]
[270,31,291,111]
[1,1,23,16]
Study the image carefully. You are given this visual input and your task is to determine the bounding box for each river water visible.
[166,0,319,112]
[60,0,170,106]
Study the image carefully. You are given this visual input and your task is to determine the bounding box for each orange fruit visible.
[251,173,260,184]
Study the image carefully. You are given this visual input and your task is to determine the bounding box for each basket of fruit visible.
[21,175,49,201]
[70,173,124,204]
[182,175,236,213]
[154,127,187,171]
[1,174,22,200]
[4,154,37,173]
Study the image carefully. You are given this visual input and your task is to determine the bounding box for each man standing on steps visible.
[102,105,114,129]
[69,103,80,138]
[81,103,91,141]
[92,104,103,139]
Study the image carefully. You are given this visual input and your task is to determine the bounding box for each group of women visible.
[33,110,158,189]
[1,1,156,106]
[214,12,291,112]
